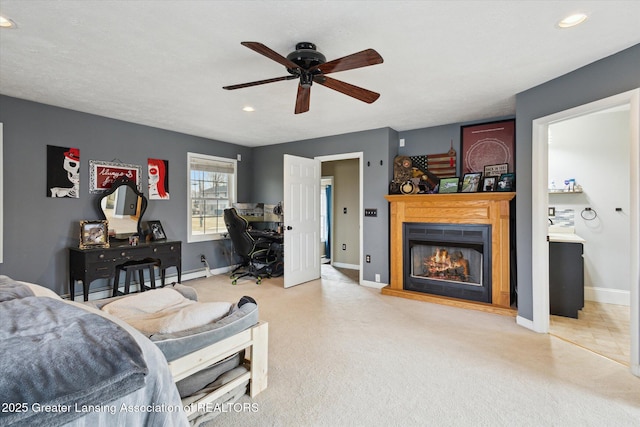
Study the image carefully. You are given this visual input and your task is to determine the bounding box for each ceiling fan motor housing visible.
[286,42,327,70]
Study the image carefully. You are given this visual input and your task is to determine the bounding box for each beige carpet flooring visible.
[186,266,640,427]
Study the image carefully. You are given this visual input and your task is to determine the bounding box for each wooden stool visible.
[112,260,157,297]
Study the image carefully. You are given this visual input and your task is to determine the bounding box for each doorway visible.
[320,177,333,264]
[316,152,363,285]
[547,106,631,365]
[530,89,640,376]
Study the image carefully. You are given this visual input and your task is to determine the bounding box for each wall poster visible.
[461,119,515,175]
[47,145,80,198]
[148,158,170,200]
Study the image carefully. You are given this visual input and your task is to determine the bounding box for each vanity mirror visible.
[96,178,147,239]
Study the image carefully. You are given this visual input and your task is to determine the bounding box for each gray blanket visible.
[0,275,35,301]
[0,295,149,426]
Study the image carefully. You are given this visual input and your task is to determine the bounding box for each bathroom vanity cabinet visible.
[549,241,584,318]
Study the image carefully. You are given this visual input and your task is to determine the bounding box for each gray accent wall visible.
[515,43,640,320]
[0,95,253,296]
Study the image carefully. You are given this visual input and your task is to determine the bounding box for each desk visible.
[69,240,181,301]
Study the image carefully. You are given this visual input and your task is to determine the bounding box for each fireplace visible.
[383,193,515,314]
[404,223,491,303]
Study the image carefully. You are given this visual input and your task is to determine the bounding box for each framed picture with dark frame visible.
[461,119,515,175]
[461,172,482,192]
[482,176,497,192]
[496,173,515,192]
[79,220,109,249]
[146,220,166,241]
[438,177,460,194]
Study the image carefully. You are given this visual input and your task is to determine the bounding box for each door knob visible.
[287,226,293,230]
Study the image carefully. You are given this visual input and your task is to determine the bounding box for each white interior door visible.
[283,154,321,288]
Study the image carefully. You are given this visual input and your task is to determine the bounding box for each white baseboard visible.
[584,286,630,306]
[332,262,360,270]
[361,279,387,289]
[516,315,537,332]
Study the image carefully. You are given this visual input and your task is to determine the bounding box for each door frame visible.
[530,88,639,375]
[316,152,363,285]
[321,176,335,263]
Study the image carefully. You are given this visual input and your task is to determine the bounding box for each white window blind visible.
[187,153,237,242]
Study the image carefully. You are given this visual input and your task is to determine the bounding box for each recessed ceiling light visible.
[242,106,255,112]
[0,15,17,28]
[557,13,588,28]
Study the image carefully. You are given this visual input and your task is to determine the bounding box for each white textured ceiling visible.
[1,1,639,147]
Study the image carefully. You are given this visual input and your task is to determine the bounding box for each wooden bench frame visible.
[167,321,268,420]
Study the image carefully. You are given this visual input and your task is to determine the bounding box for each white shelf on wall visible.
[548,190,583,194]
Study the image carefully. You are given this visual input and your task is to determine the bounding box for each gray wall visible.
[397,117,516,180]
[0,95,253,296]
[250,127,396,283]
[515,43,640,320]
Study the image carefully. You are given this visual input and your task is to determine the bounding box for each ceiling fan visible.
[223,42,384,114]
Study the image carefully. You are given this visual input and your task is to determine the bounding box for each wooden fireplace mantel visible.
[383,192,516,315]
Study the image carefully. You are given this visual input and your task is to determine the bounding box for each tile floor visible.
[550,301,631,366]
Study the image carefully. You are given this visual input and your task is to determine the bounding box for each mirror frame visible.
[95,177,148,237]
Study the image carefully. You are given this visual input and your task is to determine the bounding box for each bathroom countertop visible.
[548,226,586,243]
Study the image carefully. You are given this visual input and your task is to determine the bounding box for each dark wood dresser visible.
[69,240,181,301]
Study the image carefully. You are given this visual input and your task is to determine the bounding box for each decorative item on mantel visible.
[389,155,443,195]
[426,140,457,178]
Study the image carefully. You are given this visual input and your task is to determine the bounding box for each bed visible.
[0,275,268,426]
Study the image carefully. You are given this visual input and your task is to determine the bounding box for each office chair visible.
[224,208,277,285]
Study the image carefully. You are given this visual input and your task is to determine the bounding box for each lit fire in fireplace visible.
[422,248,470,281]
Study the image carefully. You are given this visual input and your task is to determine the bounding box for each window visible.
[187,152,237,242]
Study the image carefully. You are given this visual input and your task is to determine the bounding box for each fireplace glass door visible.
[411,243,483,286]
[403,223,492,303]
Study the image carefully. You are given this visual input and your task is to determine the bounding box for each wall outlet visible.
[366,254,371,263]
[200,254,206,263]
[342,244,346,250]
[375,274,380,282]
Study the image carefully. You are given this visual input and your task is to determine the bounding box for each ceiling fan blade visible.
[314,49,383,74]
[223,75,296,90]
[295,85,311,114]
[241,41,301,70]
[314,76,380,104]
